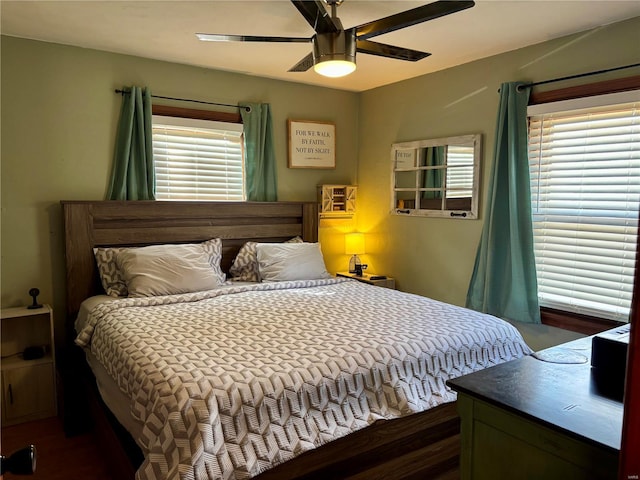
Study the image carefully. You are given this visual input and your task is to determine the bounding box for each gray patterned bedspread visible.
[76,278,531,480]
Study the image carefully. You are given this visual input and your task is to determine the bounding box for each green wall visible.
[0,36,360,342]
[2,16,639,343]
[357,16,640,306]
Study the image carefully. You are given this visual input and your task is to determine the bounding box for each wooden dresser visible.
[447,336,622,480]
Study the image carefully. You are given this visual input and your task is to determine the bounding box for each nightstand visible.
[336,272,395,289]
[1,305,57,426]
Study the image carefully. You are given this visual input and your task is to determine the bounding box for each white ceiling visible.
[2,0,639,92]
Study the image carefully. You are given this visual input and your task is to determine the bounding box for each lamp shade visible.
[345,233,365,255]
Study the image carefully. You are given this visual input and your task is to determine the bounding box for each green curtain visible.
[466,82,540,323]
[239,102,278,201]
[422,146,445,199]
[106,86,155,200]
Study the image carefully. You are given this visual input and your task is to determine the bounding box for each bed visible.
[61,200,531,480]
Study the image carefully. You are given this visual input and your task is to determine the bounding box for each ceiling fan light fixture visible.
[312,29,356,78]
[197,1,475,77]
[314,58,356,77]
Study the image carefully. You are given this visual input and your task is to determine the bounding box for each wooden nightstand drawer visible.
[2,362,56,423]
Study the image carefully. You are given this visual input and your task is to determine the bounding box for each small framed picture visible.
[288,119,336,169]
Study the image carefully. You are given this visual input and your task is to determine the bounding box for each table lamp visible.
[345,232,365,275]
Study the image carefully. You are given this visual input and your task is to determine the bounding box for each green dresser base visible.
[448,336,622,479]
[457,394,617,479]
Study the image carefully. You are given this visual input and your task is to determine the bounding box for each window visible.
[528,91,640,323]
[152,115,245,201]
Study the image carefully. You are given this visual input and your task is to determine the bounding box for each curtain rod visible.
[517,62,640,91]
[114,89,251,112]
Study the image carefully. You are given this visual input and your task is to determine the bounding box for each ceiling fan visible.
[196,0,475,78]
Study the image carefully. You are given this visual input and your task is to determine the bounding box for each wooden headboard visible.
[61,200,318,321]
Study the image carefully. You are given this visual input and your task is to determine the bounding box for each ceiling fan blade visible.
[288,53,315,72]
[290,0,340,34]
[356,39,430,61]
[197,33,309,43]
[356,0,475,40]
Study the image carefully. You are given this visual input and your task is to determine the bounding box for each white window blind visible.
[152,115,245,201]
[528,93,640,322]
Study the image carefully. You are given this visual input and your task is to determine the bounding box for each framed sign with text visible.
[288,119,336,169]
[395,149,416,169]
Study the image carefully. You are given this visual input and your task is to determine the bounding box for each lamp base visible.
[349,254,361,275]
[0,445,36,475]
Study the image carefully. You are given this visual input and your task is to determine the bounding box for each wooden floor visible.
[1,416,113,480]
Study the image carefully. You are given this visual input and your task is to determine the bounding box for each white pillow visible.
[116,244,222,297]
[94,238,225,297]
[256,242,331,282]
